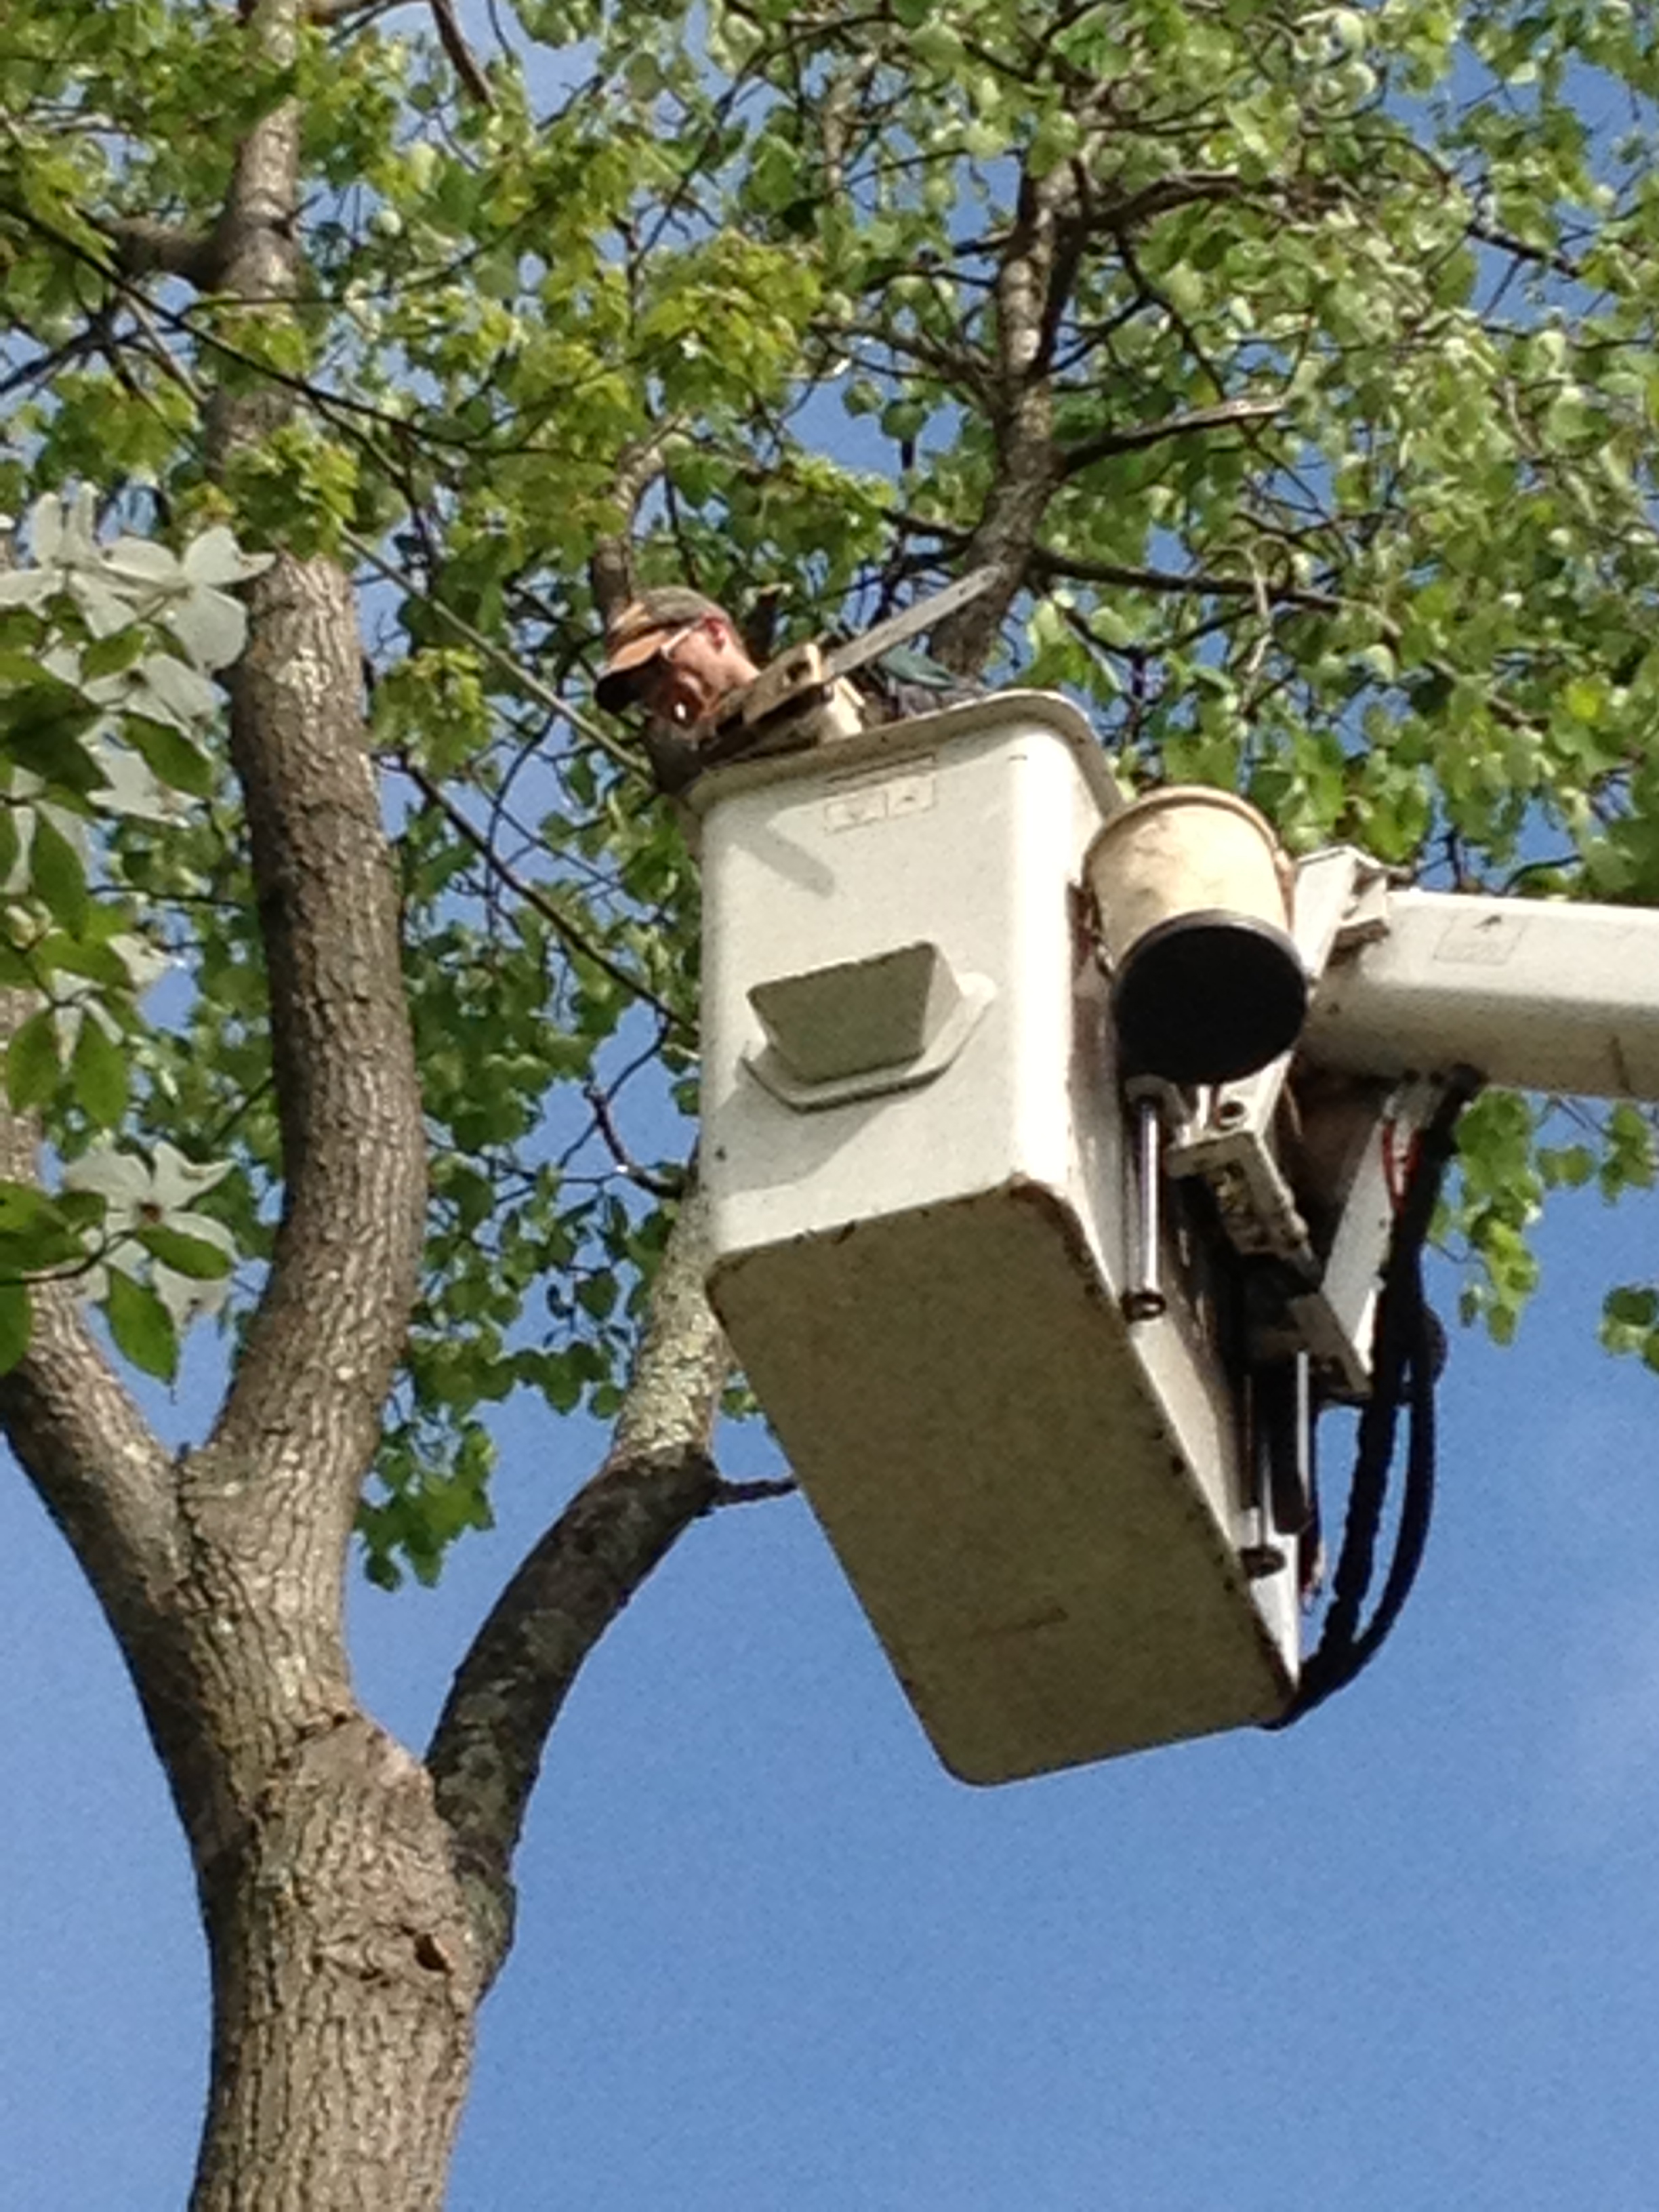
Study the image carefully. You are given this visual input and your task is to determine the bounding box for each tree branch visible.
[588,429,680,620]
[396,755,689,1035]
[194,0,425,1545]
[426,0,495,105]
[428,1182,732,1982]
[0,993,182,1629]
[1057,395,1284,478]
[928,157,1071,672]
[1027,541,1343,612]
[100,213,219,285]
[708,1475,797,1507]
[1097,169,1247,232]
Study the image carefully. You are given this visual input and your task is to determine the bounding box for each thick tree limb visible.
[200,552,426,1504]
[588,430,679,619]
[929,160,1070,672]
[428,1183,731,1982]
[101,213,219,285]
[197,5,425,1520]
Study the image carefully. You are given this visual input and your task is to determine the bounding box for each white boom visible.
[1307,881,1659,1100]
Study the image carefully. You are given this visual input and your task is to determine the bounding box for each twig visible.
[1059,395,1284,478]
[427,0,495,106]
[1027,543,1343,611]
[344,529,646,776]
[581,1080,685,1200]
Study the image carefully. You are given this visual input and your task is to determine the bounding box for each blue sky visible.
[4,1158,1659,2210]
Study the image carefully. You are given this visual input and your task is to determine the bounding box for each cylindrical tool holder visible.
[1086,787,1307,1084]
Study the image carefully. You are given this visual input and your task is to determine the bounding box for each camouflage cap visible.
[594,586,731,712]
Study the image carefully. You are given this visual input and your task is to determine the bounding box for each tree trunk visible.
[192,1719,477,2212]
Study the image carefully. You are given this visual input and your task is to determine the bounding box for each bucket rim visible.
[1084,783,1277,859]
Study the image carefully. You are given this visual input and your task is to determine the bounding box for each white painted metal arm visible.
[1305,888,1659,1102]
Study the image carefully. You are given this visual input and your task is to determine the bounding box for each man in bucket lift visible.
[594,586,978,786]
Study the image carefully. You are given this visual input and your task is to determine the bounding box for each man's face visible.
[632,616,756,728]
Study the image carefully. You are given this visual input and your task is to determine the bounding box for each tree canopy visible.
[3,0,1659,2198]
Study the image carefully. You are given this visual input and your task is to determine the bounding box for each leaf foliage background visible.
[5,0,1659,1558]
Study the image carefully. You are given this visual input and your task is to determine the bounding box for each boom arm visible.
[1306,875,1659,1101]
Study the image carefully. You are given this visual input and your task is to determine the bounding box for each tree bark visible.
[928,161,1068,674]
[193,1720,476,2212]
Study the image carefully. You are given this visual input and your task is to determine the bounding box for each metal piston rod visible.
[1124,1084,1170,1322]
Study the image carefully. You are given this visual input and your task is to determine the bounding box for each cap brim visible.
[594,630,668,712]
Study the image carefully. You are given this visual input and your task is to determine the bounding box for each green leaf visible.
[0,1181,62,1239]
[71,1015,127,1128]
[136,1223,232,1279]
[1538,1142,1594,1190]
[121,713,213,799]
[0,684,106,794]
[26,811,89,933]
[80,628,150,682]
[1605,1284,1658,1330]
[576,1268,618,1320]
[0,670,99,745]
[5,1006,60,1111]
[104,1268,178,1382]
[0,1282,33,1374]
[0,1182,89,1272]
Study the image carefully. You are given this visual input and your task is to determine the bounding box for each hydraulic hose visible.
[1272,1067,1482,1724]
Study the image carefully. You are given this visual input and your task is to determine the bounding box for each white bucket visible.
[1084,787,1306,1084]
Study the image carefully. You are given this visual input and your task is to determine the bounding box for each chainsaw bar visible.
[818,565,998,684]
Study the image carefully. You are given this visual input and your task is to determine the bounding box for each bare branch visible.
[588,430,680,619]
[1058,396,1284,478]
[100,214,218,285]
[1028,542,1343,613]
[1466,216,1584,283]
[1099,169,1247,232]
[581,1080,687,1199]
[428,1183,731,1980]
[707,1475,798,1508]
[427,0,495,104]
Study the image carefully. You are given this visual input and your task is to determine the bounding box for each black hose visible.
[1271,1068,1481,1725]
